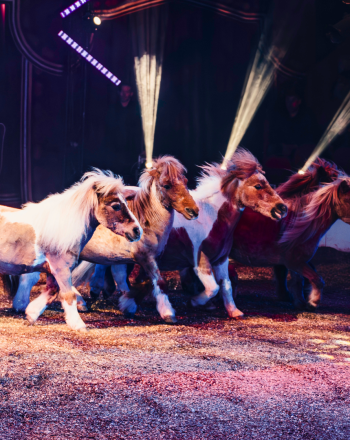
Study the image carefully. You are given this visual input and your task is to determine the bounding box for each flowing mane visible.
[3,168,125,254]
[129,155,187,226]
[280,178,348,247]
[277,158,341,212]
[196,148,263,199]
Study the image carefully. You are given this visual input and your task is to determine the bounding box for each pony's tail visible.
[72,261,96,287]
[0,274,19,298]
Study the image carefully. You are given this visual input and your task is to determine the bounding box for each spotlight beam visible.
[223,42,276,167]
[301,90,350,172]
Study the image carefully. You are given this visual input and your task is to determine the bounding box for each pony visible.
[103,148,288,320]
[2,169,142,330]
[180,158,342,309]
[14,156,199,324]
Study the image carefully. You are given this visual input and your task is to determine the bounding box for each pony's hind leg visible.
[213,260,243,318]
[191,252,220,307]
[89,264,107,301]
[112,264,137,317]
[13,273,40,313]
[25,285,58,325]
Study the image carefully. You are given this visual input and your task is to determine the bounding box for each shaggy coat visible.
[14,156,199,324]
[5,169,142,330]
[113,148,287,320]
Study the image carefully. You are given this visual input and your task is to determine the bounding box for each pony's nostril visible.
[133,227,140,237]
[277,203,288,216]
[185,208,197,218]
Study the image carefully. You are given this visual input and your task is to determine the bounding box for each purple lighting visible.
[60,0,89,18]
[58,31,121,86]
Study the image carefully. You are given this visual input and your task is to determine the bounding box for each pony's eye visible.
[163,184,171,190]
[255,184,262,190]
[112,204,121,211]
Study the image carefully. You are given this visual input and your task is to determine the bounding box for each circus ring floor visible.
[0,251,349,439]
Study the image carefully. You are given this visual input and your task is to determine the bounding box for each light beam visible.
[301,90,350,172]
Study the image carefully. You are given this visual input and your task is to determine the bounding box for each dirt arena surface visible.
[0,257,350,439]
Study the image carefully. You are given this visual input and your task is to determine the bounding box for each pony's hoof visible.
[204,300,216,311]
[228,309,244,319]
[25,315,36,325]
[89,290,100,301]
[305,303,318,312]
[77,304,88,312]
[163,315,177,324]
[124,312,135,319]
[76,327,88,332]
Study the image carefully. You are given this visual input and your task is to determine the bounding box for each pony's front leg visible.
[141,259,176,324]
[27,254,86,331]
[191,253,220,307]
[213,260,243,318]
[12,273,40,313]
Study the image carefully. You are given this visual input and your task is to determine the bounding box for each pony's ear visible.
[339,180,350,194]
[148,169,159,178]
[123,187,139,200]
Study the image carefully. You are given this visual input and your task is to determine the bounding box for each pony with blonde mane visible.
[109,148,287,320]
[14,156,198,324]
[3,169,142,330]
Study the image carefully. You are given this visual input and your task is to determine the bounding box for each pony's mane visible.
[280,178,348,246]
[3,168,124,254]
[278,158,341,200]
[129,155,186,226]
[196,147,263,198]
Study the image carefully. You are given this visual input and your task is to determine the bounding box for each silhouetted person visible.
[102,84,143,184]
[266,86,319,183]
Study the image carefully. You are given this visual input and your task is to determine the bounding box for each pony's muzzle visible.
[185,207,199,219]
[271,203,288,220]
[125,226,142,242]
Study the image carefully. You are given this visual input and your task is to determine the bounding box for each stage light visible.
[60,0,89,18]
[58,31,121,86]
[93,16,101,26]
[300,90,350,172]
[298,170,305,175]
[145,162,153,169]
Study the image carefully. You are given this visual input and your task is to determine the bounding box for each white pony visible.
[1,169,142,330]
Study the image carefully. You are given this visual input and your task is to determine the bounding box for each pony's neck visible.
[145,182,174,232]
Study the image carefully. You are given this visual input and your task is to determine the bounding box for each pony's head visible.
[222,148,287,220]
[138,156,199,220]
[82,169,142,242]
[334,178,350,224]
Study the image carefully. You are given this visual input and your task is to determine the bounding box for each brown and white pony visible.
[16,156,199,324]
[2,169,142,330]
[181,159,342,309]
[109,148,287,320]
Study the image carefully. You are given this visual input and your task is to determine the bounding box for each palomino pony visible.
[16,156,199,324]
[108,148,288,320]
[2,169,142,330]
[181,158,341,309]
